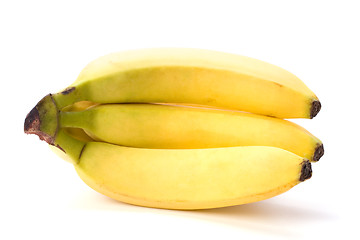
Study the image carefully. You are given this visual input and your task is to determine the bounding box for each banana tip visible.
[24,106,55,145]
[24,107,40,134]
[300,160,312,182]
[310,100,321,119]
[313,144,324,162]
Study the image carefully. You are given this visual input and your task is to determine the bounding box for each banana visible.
[59,103,323,161]
[23,48,320,210]
[24,94,314,210]
[30,125,313,210]
[76,143,311,210]
[49,48,320,119]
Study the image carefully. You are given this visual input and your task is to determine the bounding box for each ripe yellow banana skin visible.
[75,142,311,210]
[60,103,323,161]
[52,48,320,118]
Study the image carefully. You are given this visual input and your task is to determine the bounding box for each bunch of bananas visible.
[24,48,323,210]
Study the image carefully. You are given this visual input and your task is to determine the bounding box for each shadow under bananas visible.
[177,200,336,238]
[188,200,335,235]
[70,192,337,238]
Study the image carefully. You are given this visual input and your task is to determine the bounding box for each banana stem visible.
[52,86,85,109]
[24,94,59,145]
[59,111,90,130]
[54,129,87,164]
[24,93,87,164]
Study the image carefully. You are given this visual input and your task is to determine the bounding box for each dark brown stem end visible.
[24,106,40,134]
[24,106,55,145]
[313,144,324,162]
[300,160,312,182]
[24,94,58,146]
[310,100,321,119]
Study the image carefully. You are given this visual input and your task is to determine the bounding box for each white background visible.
[1,0,359,239]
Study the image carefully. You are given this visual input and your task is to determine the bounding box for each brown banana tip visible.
[313,144,324,162]
[24,107,54,145]
[300,160,312,182]
[310,100,321,119]
[24,107,40,134]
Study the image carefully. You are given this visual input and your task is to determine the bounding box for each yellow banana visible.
[23,48,321,210]
[31,126,312,210]
[49,48,320,118]
[75,143,311,210]
[24,93,314,210]
[60,103,323,161]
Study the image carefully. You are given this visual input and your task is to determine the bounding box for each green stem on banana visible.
[52,81,93,110]
[24,94,59,144]
[24,93,86,164]
[54,129,86,164]
[52,87,81,109]
[59,110,92,130]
